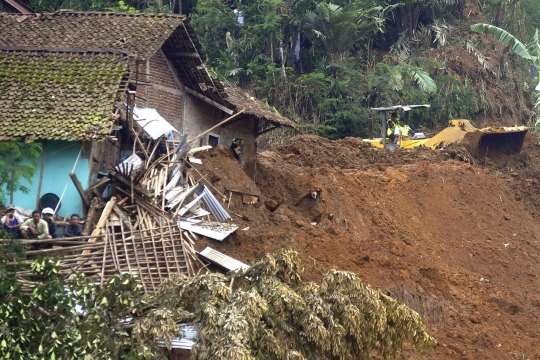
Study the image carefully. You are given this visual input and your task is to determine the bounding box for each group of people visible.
[387,112,414,146]
[2,204,84,240]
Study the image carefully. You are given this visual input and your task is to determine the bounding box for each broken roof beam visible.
[7,0,33,14]
[257,124,280,137]
[185,87,234,115]
[188,109,245,144]
[165,51,199,58]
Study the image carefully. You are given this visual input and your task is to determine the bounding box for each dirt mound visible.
[193,134,540,359]
[266,134,467,169]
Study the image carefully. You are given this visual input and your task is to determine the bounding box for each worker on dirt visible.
[387,112,399,143]
[394,119,413,147]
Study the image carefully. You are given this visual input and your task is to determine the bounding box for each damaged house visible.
[0,10,295,216]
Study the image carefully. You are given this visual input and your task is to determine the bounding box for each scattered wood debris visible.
[7,111,241,294]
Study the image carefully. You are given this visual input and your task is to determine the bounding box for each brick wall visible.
[183,94,258,176]
[137,50,184,130]
[133,48,260,176]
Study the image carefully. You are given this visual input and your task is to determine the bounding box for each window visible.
[208,134,219,147]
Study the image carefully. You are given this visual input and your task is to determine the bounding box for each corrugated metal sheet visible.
[156,324,197,350]
[198,246,249,271]
[134,107,178,140]
[179,193,205,216]
[179,221,238,241]
[196,185,232,221]
[115,154,143,173]
[165,164,182,191]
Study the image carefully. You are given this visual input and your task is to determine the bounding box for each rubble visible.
[8,115,242,294]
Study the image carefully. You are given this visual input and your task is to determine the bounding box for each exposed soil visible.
[193,132,540,360]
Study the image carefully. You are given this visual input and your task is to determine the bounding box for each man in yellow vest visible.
[387,112,399,142]
[394,119,413,147]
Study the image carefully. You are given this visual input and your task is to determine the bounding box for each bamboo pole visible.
[136,226,157,294]
[148,218,164,283]
[188,109,245,144]
[100,229,108,286]
[158,220,170,277]
[109,224,122,272]
[24,243,103,255]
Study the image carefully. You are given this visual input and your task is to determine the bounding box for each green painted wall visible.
[12,140,89,217]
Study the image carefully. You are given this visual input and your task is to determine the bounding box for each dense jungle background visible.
[18,0,540,143]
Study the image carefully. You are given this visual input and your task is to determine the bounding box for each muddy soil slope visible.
[193,134,540,360]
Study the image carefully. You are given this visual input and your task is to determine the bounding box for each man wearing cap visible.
[41,208,58,239]
[20,210,51,239]
[2,204,24,236]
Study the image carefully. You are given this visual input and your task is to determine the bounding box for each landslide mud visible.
[193,133,540,359]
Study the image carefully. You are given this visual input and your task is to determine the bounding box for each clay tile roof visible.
[0,10,227,104]
[0,11,192,59]
[0,48,131,141]
[223,85,297,129]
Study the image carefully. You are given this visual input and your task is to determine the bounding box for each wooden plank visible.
[84,177,111,195]
[185,87,234,115]
[92,197,117,239]
[118,221,134,282]
[188,109,245,144]
[83,197,100,236]
[35,139,47,209]
[110,170,153,197]
[100,228,109,285]
[93,188,105,203]
[113,204,133,231]
[69,173,90,208]
[128,91,136,133]
[165,51,199,58]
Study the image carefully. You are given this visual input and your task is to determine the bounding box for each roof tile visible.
[0,48,130,141]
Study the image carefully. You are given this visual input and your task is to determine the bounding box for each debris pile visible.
[11,109,244,294]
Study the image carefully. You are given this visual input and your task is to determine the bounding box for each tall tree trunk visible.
[279,41,286,78]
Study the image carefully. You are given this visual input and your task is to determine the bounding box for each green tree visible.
[471,23,540,128]
[0,253,157,359]
[135,248,433,359]
[1,248,432,359]
[0,141,41,205]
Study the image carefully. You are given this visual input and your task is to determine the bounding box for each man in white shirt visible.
[234,7,244,26]
[1,204,25,226]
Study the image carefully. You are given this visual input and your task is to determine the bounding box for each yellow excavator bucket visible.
[364,119,528,155]
[426,119,528,155]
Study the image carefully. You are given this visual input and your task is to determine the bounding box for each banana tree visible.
[302,1,397,62]
[471,23,540,129]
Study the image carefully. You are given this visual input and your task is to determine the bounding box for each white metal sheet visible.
[370,104,430,112]
[198,246,249,271]
[134,107,179,140]
[156,324,197,350]
[115,154,143,173]
[179,221,237,241]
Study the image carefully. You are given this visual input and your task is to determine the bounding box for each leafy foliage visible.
[135,248,433,359]
[19,0,538,136]
[471,23,540,126]
[0,141,41,205]
[0,248,157,360]
[0,246,432,359]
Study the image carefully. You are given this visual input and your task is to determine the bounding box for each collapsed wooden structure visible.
[8,113,245,294]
